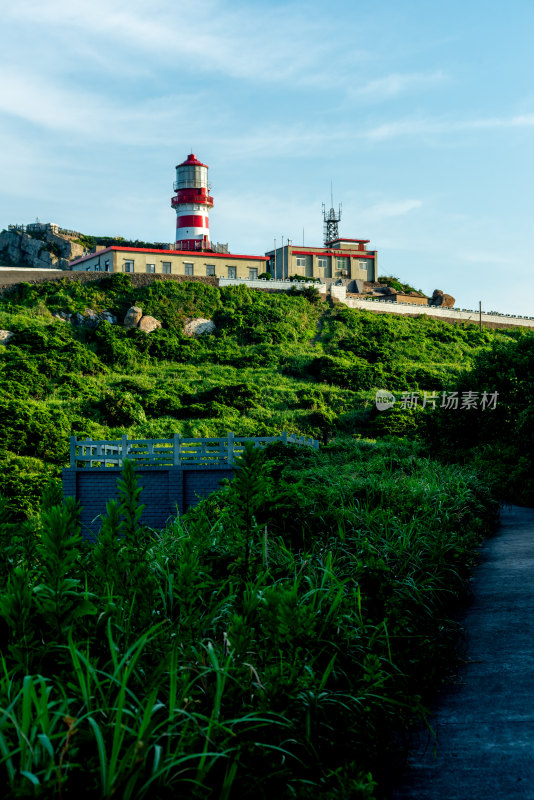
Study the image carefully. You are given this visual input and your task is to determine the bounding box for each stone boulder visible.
[383,286,397,295]
[183,317,216,337]
[124,306,143,328]
[99,311,117,324]
[429,290,444,306]
[82,309,101,328]
[429,290,455,308]
[0,330,14,345]
[71,309,98,328]
[70,308,117,327]
[138,315,162,333]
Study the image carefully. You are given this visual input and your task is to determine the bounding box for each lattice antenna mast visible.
[322,186,342,245]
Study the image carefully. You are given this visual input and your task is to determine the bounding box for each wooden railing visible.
[70,432,319,468]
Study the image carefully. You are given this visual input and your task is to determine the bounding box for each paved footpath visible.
[392,505,534,799]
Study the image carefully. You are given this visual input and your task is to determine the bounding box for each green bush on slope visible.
[0,276,525,516]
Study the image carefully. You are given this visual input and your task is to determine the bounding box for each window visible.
[296,257,306,267]
[123,260,134,273]
[104,259,110,272]
[184,262,194,276]
[162,261,171,274]
[228,266,237,279]
[359,260,367,270]
[317,257,328,269]
[206,265,216,276]
[336,257,349,270]
[249,268,258,279]
[146,263,155,273]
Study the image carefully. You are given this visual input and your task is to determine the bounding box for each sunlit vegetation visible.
[0,275,518,518]
[0,274,529,796]
[0,442,497,798]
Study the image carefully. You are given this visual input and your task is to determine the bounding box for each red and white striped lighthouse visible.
[171,153,214,250]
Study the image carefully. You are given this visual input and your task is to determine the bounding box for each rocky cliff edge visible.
[0,228,85,269]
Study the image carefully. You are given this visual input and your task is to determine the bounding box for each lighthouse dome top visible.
[176,153,208,169]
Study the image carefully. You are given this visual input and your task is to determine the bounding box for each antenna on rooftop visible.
[322,184,342,245]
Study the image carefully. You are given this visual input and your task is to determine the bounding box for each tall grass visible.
[0,439,497,798]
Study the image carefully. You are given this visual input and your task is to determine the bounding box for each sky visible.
[1,0,534,314]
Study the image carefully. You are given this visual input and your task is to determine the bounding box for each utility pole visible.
[479,300,482,331]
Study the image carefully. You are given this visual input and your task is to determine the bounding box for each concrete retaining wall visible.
[341,296,534,329]
[0,269,219,293]
[63,464,234,542]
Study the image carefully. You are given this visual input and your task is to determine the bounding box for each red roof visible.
[176,153,208,168]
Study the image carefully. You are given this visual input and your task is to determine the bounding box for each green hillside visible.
[0,274,518,516]
[0,275,531,797]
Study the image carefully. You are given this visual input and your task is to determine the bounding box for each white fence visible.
[219,277,326,292]
[71,431,319,468]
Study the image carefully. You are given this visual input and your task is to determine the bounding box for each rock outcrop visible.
[123,307,143,328]
[69,309,117,327]
[429,290,455,308]
[0,228,85,269]
[71,309,100,328]
[138,315,162,333]
[183,317,216,337]
[99,311,118,325]
[0,330,14,345]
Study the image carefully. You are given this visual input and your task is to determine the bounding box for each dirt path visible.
[309,310,327,347]
[392,504,534,799]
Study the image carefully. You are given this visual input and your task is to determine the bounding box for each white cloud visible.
[363,113,534,141]
[0,69,207,145]
[360,199,423,222]
[3,0,346,87]
[349,71,447,102]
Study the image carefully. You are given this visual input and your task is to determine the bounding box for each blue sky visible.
[1,0,534,314]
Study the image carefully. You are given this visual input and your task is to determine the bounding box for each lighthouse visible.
[171,153,214,250]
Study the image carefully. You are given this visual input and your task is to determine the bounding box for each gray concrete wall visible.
[0,270,219,294]
[63,464,234,542]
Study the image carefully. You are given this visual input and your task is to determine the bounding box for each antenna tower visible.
[322,187,342,245]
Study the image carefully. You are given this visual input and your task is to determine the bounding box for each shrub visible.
[135,280,221,330]
[189,382,262,411]
[143,389,183,418]
[97,390,147,427]
[0,401,70,463]
[0,455,59,519]
[309,354,382,390]
[92,323,141,369]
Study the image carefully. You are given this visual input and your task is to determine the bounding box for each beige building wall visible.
[265,243,377,283]
[71,248,268,279]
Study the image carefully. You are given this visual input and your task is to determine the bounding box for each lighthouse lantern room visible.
[171,153,214,250]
